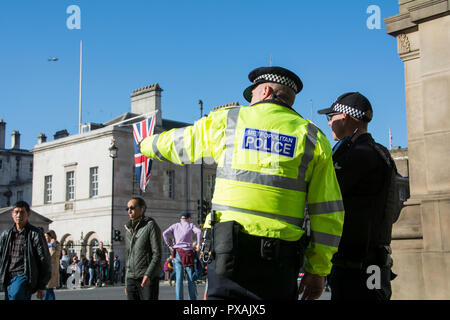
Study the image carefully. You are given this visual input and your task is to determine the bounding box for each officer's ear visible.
[263,85,274,100]
[342,113,353,124]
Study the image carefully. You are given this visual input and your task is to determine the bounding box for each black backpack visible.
[370,142,406,224]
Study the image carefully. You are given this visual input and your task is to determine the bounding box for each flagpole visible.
[389,128,392,150]
[78,40,83,134]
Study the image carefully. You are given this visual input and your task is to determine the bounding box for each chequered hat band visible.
[254,74,298,92]
[333,103,366,120]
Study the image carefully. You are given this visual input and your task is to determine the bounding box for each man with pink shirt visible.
[163,212,202,300]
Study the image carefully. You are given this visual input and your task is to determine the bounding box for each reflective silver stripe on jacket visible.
[212,204,304,227]
[308,200,344,215]
[152,134,168,162]
[223,107,241,167]
[173,127,190,164]
[217,167,307,192]
[297,122,318,183]
[216,108,318,193]
[311,231,341,248]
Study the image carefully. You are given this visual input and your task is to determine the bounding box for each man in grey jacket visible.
[124,197,162,300]
[0,201,51,300]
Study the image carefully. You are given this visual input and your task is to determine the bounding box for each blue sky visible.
[0,0,407,151]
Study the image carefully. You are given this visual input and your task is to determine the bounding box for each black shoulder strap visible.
[368,141,397,173]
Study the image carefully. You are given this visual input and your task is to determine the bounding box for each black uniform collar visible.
[250,99,292,109]
[353,132,373,144]
[250,99,306,119]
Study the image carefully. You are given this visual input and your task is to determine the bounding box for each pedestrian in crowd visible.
[43,230,61,300]
[59,248,70,288]
[95,242,108,287]
[192,242,204,283]
[88,254,97,286]
[140,66,344,300]
[77,255,87,286]
[318,92,398,300]
[163,212,202,300]
[0,201,52,300]
[113,255,121,284]
[124,197,162,300]
[163,257,174,285]
[82,256,90,286]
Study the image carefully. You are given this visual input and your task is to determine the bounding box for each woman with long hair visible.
[43,230,61,300]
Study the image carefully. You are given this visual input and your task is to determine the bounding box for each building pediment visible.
[0,206,52,224]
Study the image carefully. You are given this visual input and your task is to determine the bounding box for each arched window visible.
[66,241,75,258]
[89,239,99,258]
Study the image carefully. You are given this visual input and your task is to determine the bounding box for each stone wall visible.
[385,0,450,299]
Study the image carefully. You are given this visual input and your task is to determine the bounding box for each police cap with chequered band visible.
[317,92,373,122]
[243,66,303,103]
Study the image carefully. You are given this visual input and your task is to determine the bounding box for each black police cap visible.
[243,66,303,103]
[317,92,373,122]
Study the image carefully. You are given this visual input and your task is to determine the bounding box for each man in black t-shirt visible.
[95,242,109,286]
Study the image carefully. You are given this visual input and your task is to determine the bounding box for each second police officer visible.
[140,66,345,300]
[318,92,398,300]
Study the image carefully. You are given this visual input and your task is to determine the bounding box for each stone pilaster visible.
[385,0,450,299]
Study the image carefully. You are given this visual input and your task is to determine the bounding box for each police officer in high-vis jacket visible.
[140,66,344,300]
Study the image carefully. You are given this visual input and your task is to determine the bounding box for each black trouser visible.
[206,230,302,300]
[126,277,159,300]
[329,265,392,300]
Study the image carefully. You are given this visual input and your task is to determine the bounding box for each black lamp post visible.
[198,100,204,225]
[108,139,118,284]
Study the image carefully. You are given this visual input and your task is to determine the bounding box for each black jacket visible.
[125,216,162,280]
[0,223,52,294]
[332,133,392,264]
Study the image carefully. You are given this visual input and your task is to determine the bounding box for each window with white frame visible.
[66,171,75,201]
[164,170,175,199]
[44,175,52,204]
[90,167,99,197]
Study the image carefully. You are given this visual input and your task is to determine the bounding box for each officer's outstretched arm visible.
[140,113,221,165]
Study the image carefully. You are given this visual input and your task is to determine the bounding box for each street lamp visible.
[109,139,118,284]
[198,100,204,225]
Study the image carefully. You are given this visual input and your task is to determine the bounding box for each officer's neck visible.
[348,127,367,142]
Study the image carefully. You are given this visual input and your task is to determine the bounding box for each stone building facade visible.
[0,120,33,208]
[31,84,217,267]
[0,206,52,235]
[385,0,450,299]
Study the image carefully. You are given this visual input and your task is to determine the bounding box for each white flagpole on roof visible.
[78,40,83,134]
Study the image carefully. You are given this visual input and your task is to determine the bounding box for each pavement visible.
[0,280,332,300]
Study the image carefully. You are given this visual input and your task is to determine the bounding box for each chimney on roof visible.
[130,83,163,127]
[11,130,20,149]
[54,130,69,140]
[38,133,47,144]
[0,119,5,149]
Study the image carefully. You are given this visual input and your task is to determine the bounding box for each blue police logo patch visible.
[242,128,297,158]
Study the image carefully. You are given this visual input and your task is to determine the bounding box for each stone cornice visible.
[385,0,449,36]
[31,125,131,154]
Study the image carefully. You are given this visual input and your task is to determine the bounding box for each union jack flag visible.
[132,115,156,192]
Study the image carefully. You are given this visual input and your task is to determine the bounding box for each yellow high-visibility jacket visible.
[141,102,344,276]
